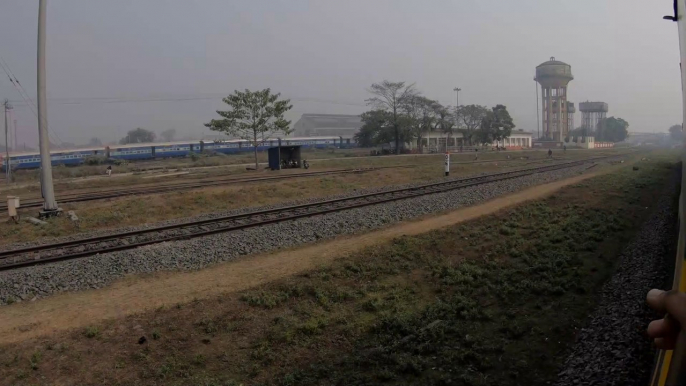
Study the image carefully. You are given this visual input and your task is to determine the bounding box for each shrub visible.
[83,155,108,165]
[84,326,100,338]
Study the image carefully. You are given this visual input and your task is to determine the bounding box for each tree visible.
[366,81,418,154]
[596,117,629,142]
[489,104,515,143]
[569,127,587,137]
[669,124,683,142]
[432,104,455,135]
[205,88,292,169]
[474,119,494,145]
[569,126,593,143]
[455,105,489,145]
[402,95,441,151]
[354,109,396,147]
[88,137,102,147]
[120,128,156,144]
[161,129,177,142]
[474,105,515,146]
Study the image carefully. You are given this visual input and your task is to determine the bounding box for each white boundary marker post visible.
[444,151,450,177]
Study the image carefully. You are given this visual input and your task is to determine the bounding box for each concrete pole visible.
[564,91,568,138]
[548,89,553,139]
[557,87,563,141]
[453,87,461,132]
[4,100,10,182]
[535,81,540,140]
[555,88,559,140]
[541,87,550,137]
[544,88,550,139]
[444,151,450,176]
[543,88,548,139]
[6,109,11,154]
[37,0,58,212]
[8,115,13,153]
[13,119,17,150]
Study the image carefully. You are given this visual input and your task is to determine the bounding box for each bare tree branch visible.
[366,81,419,154]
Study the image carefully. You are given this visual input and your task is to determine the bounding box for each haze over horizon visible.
[0,0,681,147]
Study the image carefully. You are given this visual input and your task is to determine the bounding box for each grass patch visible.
[83,326,100,339]
[0,151,674,385]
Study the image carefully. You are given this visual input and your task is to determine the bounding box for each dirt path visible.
[0,166,621,344]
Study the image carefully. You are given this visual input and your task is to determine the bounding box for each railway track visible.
[0,165,413,211]
[0,157,611,271]
[2,152,628,211]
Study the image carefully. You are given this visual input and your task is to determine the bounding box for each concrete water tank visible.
[535,57,573,88]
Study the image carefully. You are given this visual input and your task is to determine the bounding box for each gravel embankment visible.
[2,170,506,252]
[554,169,679,386]
[0,161,602,253]
[0,163,594,304]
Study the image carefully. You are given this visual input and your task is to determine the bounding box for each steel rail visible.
[0,157,613,271]
[3,151,632,211]
[0,166,412,211]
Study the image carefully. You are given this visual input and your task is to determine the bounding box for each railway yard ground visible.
[1,147,373,185]
[0,147,676,385]
[0,148,632,246]
[0,147,627,196]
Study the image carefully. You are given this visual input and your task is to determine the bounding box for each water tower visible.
[579,101,608,132]
[535,57,573,141]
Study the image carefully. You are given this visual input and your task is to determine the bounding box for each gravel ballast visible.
[0,163,596,304]
[553,168,679,386]
[0,162,590,252]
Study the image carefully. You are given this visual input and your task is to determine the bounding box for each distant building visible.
[493,130,534,149]
[416,129,533,152]
[291,114,362,137]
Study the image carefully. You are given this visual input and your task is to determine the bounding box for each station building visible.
[291,114,363,138]
[291,113,534,152]
[415,129,533,152]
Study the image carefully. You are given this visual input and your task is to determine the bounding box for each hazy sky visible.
[0,0,681,146]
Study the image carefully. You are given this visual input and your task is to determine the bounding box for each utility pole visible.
[453,87,461,112]
[453,87,461,145]
[13,119,17,151]
[5,108,12,154]
[37,0,59,215]
[9,117,14,153]
[3,100,11,183]
[535,80,540,140]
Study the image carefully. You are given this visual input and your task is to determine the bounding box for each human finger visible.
[647,289,686,325]
[648,317,681,338]
[647,289,668,312]
[655,337,677,350]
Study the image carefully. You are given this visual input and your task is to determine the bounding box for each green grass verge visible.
[0,151,677,386]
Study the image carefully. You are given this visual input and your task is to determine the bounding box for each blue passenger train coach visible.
[1,136,354,171]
